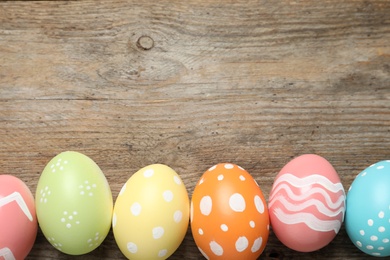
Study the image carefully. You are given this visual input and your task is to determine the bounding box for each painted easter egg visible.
[35,151,113,255]
[268,154,345,252]
[345,160,390,257]
[113,164,189,260]
[191,163,269,260]
[0,175,37,259]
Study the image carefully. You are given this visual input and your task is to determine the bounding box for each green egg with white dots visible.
[35,151,113,255]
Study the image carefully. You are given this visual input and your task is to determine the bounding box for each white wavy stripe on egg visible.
[269,195,345,217]
[269,173,345,214]
[269,173,345,235]
[269,183,345,210]
[273,208,342,233]
[271,173,345,193]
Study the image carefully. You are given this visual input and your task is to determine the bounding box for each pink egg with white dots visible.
[191,163,269,260]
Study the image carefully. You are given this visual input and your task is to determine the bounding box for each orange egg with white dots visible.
[190,163,269,260]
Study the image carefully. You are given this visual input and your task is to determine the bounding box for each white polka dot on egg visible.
[208,165,217,171]
[224,163,234,169]
[158,249,167,258]
[251,237,263,253]
[127,242,138,253]
[200,196,212,216]
[235,236,249,252]
[131,202,142,216]
[229,193,246,212]
[163,190,174,202]
[220,224,228,232]
[250,221,255,228]
[152,226,164,239]
[173,210,183,223]
[143,168,154,178]
[254,195,264,214]
[210,241,223,256]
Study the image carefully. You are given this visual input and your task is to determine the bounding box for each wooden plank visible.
[0,0,389,259]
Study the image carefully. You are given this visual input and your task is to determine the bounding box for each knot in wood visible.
[136,36,154,50]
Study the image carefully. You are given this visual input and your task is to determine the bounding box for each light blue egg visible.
[345,160,390,257]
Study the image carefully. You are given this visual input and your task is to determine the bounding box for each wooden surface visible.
[1,0,390,259]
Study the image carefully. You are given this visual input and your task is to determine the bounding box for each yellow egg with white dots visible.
[113,164,189,260]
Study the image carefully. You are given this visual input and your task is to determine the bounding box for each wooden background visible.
[1,0,390,259]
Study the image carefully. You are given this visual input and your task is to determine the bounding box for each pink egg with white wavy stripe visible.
[268,154,345,252]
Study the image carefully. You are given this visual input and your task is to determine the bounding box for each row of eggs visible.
[0,151,389,259]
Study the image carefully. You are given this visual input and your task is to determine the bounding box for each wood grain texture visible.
[0,0,389,259]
